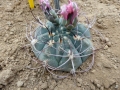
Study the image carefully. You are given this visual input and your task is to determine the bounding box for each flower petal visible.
[60,5,68,20]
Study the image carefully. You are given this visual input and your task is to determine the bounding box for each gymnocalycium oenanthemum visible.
[26,0,100,79]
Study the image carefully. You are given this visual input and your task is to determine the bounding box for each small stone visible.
[41,82,47,89]
[93,79,101,88]
[0,69,15,85]
[97,83,101,88]
[15,1,21,5]
[113,65,117,70]
[5,3,15,12]
[17,88,21,90]
[5,26,9,30]
[104,45,108,50]
[33,72,37,76]
[90,84,95,90]
[17,81,24,87]
[102,61,113,69]
[97,19,102,24]
[105,37,109,42]
[100,86,104,90]
[96,62,102,68]
[91,70,96,73]
[107,42,111,47]
[77,78,82,83]
[3,37,7,42]
[14,39,19,43]
[10,32,14,35]
[7,21,14,26]
[115,84,119,89]
[77,78,82,86]
[0,14,3,18]
[16,17,23,22]
[49,80,56,90]
[103,79,116,89]
[1,49,6,53]
[34,88,38,90]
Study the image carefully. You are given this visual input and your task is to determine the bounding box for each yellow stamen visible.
[28,0,34,9]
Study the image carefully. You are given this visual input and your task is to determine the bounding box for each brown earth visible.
[0,0,120,90]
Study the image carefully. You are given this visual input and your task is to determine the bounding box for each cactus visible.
[27,0,95,74]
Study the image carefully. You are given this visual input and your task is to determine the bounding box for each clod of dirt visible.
[48,80,56,90]
[103,79,116,89]
[90,84,95,90]
[39,81,48,89]
[102,60,113,69]
[5,3,15,12]
[17,88,21,90]
[34,88,38,90]
[77,78,83,87]
[93,79,102,88]
[100,86,104,90]
[100,54,114,69]
[96,18,108,29]
[17,81,24,87]
[0,69,15,85]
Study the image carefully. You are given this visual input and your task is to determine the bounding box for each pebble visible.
[0,69,15,85]
[102,60,113,69]
[103,79,116,89]
[105,37,109,42]
[49,80,56,90]
[97,19,102,24]
[5,26,9,30]
[17,81,24,87]
[17,88,21,90]
[77,78,82,86]
[10,31,14,35]
[104,45,108,50]
[5,3,15,12]
[77,78,82,83]
[113,65,117,70]
[96,62,102,68]
[3,37,7,42]
[93,79,101,88]
[100,37,109,43]
[15,1,21,6]
[14,39,19,43]
[100,86,104,90]
[41,82,47,89]
[7,47,12,51]
[0,14,3,18]
[115,84,119,89]
[6,21,14,26]
[34,88,38,90]
[107,42,111,47]
[91,70,96,73]
[90,84,95,90]
[16,17,23,22]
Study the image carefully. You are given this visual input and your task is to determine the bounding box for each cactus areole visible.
[31,0,94,72]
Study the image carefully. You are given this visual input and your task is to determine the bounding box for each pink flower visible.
[60,0,78,24]
[39,0,51,11]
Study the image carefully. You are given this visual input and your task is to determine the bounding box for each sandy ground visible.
[0,0,120,90]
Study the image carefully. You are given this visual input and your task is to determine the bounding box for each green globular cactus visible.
[30,0,94,73]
